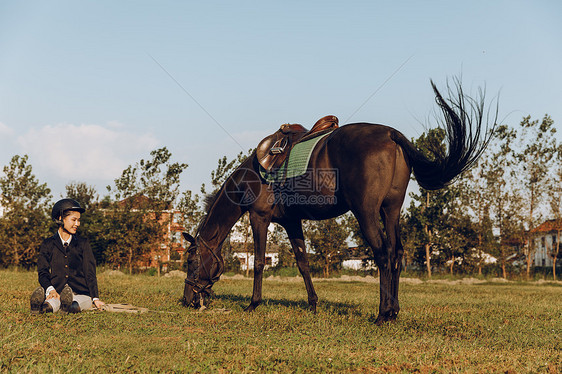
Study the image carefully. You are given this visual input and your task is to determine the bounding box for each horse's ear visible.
[182,232,196,244]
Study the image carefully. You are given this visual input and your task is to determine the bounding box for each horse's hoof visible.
[243,305,255,312]
[374,313,398,325]
[374,316,386,325]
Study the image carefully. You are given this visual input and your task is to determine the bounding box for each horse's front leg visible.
[244,213,270,312]
[282,220,318,313]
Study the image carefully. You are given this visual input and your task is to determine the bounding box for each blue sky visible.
[0,1,560,201]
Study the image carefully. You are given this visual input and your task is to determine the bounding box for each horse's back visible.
[323,123,404,166]
[320,123,411,207]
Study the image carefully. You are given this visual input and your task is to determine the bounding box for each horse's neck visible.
[199,155,257,247]
[199,189,244,246]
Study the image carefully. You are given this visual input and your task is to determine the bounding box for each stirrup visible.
[270,137,288,154]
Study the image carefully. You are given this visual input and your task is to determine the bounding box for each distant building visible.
[341,247,376,271]
[530,219,562,268]
[153,209,187,271]
[116,195,188,271]
[342,256,376,270]
[229,220,279,271]
[232,251,279,271]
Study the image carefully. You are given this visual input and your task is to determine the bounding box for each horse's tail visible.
[391,80,496,190]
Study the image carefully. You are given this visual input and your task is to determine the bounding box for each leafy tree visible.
[106,147,188,273]
[0,155,52,269]
[112,147,188,214]
[65,182,109,265]
[104,208,161,273]
[432,185,473,275]
[404,128,451,277]
[403,125,489,276]
[405,185,458,276]
[177,189,203,236]
[398,212,417,273]
[548,144,562,279]
[64,182,98,211]
[457,155,496,275]
[515,115,557,278]
[176,188,204,265]
[437,214,478,274]
[201,150,253,195]
[484,125,525,278]
[306,217,349,277]
[268,223,294,268]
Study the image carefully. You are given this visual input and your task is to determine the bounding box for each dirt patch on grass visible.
[534,279,562,286]
[224,274,442,285]
[163,270,186,278]
[213,274,562,286]
[103,270,126,276]
[426,277,488,285]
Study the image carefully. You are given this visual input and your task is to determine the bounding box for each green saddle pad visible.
[259,131,332,183]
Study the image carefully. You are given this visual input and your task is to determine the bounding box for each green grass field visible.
[1,270,560,373]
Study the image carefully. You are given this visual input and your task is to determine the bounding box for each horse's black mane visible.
[203,192,219,213]
[191,191,219,236]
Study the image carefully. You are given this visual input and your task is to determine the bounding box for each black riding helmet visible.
[51,198,85,225]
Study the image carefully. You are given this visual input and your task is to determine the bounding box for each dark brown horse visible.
[181,80,494,324]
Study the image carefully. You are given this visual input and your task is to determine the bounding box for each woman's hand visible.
[46,290,60,300]
[93,299,106,309]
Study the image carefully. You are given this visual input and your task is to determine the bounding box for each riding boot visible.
[41,302,54,313]
[30,287,46,315]
[68,301,81,314]
[59,284,73,314]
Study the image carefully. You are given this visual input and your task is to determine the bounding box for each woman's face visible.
[62,211,81,234]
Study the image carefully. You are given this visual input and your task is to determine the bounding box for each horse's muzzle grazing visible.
[182,281,197,308]
[182,278,214,309]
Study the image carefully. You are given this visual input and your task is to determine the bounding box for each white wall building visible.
[233,252,279,271]
[342,257,376,270]
[531,219,561,268]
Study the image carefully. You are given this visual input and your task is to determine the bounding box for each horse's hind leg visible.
[379,149,409,320]
[353,208,396,324]
[380,202,404,320]
[282,220,318,312]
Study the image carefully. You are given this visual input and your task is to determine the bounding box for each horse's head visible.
[181,232,224,309]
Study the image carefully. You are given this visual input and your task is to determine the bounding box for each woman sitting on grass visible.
[30,198,105,314]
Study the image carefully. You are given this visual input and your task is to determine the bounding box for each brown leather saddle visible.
[257,115,339,172]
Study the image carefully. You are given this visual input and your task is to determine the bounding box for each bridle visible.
[184,236,224,298]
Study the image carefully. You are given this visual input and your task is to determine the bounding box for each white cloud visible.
[0,122,14,136]
[17,122,160,181]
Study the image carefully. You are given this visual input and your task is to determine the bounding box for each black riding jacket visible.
[37,233,99,298]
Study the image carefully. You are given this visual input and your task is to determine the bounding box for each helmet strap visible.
[58,225,72,241]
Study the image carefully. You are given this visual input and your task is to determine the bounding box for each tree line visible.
[0,148,195,273]
[403,114,561,278]
[0,115,560,278]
